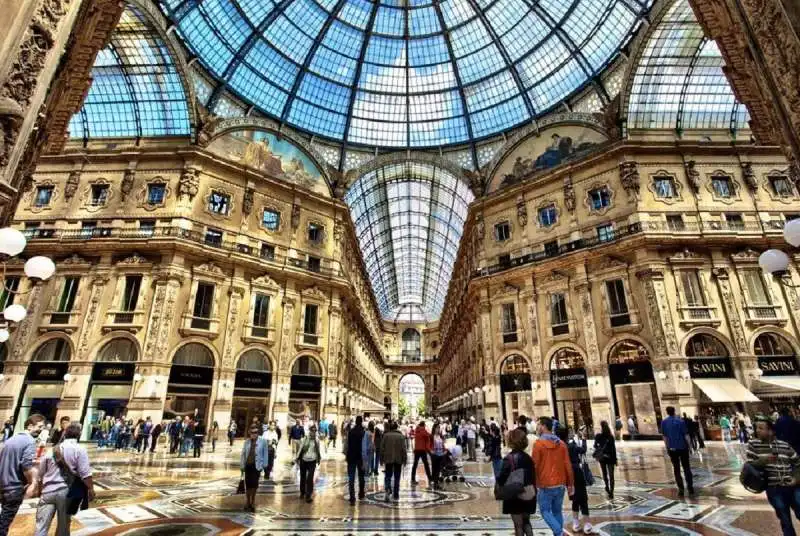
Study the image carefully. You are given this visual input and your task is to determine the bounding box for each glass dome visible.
[159,0,651,149]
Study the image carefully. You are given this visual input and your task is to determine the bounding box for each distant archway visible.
[398,373,425,421]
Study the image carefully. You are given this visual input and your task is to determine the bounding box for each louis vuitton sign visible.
[758,356,799,377]
[689,357,734,379]
[550,367,588,389]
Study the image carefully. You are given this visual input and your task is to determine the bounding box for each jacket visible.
[413,425,432,452]
[497,450,536,514]
[532,435,574,489]
[380,429,407,465]
[296,436,321,463]
[347,425,366,462]
[361,431,375,466]
[240,437,268,471]
[593,433,618,465]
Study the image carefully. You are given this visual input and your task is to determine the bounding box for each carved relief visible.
[577,286,600,363]
[619,161,640,200]
[741,162,758,192]
[516,195,527,227]
[64,170,80,200]
[563,177,576,213]
[222,288,243,368]
[713,271,749,353]
[77,276,108,358]
[121,169,135,201]
[684,160,701,193]
[143,283,166,361]
[242,187,254,216]
[178,168,200,202]
[10,283,43,361]
[291,204,301,231]
[279,298,295,372]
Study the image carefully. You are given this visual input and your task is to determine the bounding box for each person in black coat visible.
[496,428,536,536]
[593,420,618,499]
[564,427,595,533]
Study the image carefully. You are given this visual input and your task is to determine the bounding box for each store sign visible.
[500,373,532,392]
[92,362,135,383]
[609,362,655,385]
[550,367,588,389]
[689,357,734,379]
[234,370,271,390]
[26,362,69,382]
[758,356,800,376]
[290,374,322,393]
[168,365,214,386]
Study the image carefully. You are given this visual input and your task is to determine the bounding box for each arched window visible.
[32,339,71,362]
[686,334,728,358]
[402,329,421,361]
[550,347,585,369]
[292,355,321,376]
[237,350,271,372]
[608,340,650,364]
[173,343,214,367]
[97,339,138,362]
[754,333,795,357]
[501,354,531,375]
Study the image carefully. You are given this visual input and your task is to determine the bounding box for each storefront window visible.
[608,340,660,438]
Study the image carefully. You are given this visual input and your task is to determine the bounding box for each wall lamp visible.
[759,219,800,287]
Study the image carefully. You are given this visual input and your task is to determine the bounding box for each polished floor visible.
[8,437,794,535]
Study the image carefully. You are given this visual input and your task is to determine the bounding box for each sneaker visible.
[349,497,356,505]
[384,493,391,502]
[572,519,581,532]
[677,489,685,498]
[306,496,313,503]
[583,522,594,533]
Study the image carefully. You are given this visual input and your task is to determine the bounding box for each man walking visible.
[662,406,694,497]
[49,416,70,445]
[380,421,406,502]
[465,418,477,461]
[346,416,366,505]
[532,416,574,536]
[719,414,732,442]
[0,414,45,536]
[169,417,181,454]
[411,421,433,486]
[290,420,305,459]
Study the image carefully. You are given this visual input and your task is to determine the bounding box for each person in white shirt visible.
[465,418,477,461]
[262,423,279,480]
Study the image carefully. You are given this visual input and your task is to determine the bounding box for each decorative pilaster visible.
[221,285,245,369]
[277,295,296,372]
[574,282,600,364]
[9,281,43,361]
[75,273,109,359]
[521,290,541,368]
[326,300,342,381]
[636,269,680,359]
[479,301,493,367]
[711,267,749,354]
[142,271,183,362]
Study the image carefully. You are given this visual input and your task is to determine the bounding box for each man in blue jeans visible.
[661,406,694,497]
[533,417,574,536]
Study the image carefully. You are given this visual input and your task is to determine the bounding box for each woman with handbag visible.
[34,423,95,536]
[496,428,536,536]
[296,424,322,503]
[593,421,617,499]
[239,426,267,512]
[566,427,595,534]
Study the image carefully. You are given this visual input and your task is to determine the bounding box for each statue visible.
[619,161,640,200]
[685,160,701,193]
[516,195,528,227]
[741,162,758,192]
[242,187,254,216]
[64,170,80,200]
[121,169,135,201]
[563,177,576,213]
[178,168,199,202]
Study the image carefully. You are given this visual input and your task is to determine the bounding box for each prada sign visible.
[550,367,588,389]
[168,365,214,386]
[500,373,532,393]
[609,362,655,385]
[689,357,734,379]
[234,370,272,390]
[92,362,135,383]
[26,362,69,382]
[290,374,322,393]
[758,356,800,377]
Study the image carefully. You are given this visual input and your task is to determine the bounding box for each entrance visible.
[550,347,593,432]
[231,349,272,436]
[165,343,214,422]
[608,340,661,438]
[289,355,322,422]
[15,338,71,430]
[81,338,137,440]
[399,373,425,420]
[499,354,533,425]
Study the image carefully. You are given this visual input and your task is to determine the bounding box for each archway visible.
[289,355,322,422]
[607,339,661,438]
[398,373,425,421]
[165,343,215,422]
[17,337,72,429]
[753,332,800,406]
[499,354,533,425]
[231,349,273,436]
[549,346,592,432]
[82,337,138,440]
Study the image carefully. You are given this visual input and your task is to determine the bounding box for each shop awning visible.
[756,376,800,393]
[693,378,760,402]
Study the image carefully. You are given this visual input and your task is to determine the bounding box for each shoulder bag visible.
[580,449,595,486]
[54,445,89,515]
[495,453,536,501]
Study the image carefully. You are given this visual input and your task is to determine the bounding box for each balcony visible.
[744,304,786,327]
[39,310,80,333]
[678,305,720,328]
[241,323,276,345]
[296,332,323,351]
[386,354,436,364]
[103,309,146,332]
[551,322,570,337]
[179,313,220,339]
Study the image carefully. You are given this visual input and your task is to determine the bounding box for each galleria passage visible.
[0,0,799,534]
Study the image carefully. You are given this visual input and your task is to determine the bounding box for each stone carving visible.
[60,253,87,265]
[714,273,749,353]
[291,204,300,230]
[464,168,485,198]
[684,160,701,193]
[638,275,668,356]
[143,283,167,361]
[302,286,327,300]
[119,253,147,265]
[516,195,527,227]
[475,213,485,242]
[64,171,80,200]
[242,187,254,216]
[578,288,600,363]
[196,107,223,148]
[741,162,758,192]
[563,177,576,213]
[178,168,199,201]
[251,274,279,289]
[222,288,243,367]
[121,169,135,201]
[77,276,107,357]
[10,283,42,360]
[731,248,761,261]
[619,161,640,200]
[157,281,180,359]
[526,297,538,346]
[194,262,224,276]
[279,298,295,371]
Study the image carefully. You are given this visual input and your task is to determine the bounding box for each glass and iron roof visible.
[69,6,191,140]
[345,161,474,322]
[159,0,651,149]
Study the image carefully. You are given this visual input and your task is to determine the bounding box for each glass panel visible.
[173,343,214,367]
[97,339,138,362]
[680,271,705,306]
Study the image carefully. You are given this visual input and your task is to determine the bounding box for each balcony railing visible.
[744,304,784,326]
[386,355,436,364]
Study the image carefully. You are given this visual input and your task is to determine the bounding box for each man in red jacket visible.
[411,421,433,486]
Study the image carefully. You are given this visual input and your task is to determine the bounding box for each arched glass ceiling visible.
[345,161,474,323]
[68,6,191,140]
[159,0,651,149]
[627,0,749,131]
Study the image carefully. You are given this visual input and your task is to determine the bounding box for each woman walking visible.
[593,420,617,499]
[328,420,338,449]
[296,423,322,503]
[239,426,267,512]
[496,428,536,536]
[566,427,594,534]
[228,421,237,447]
[362,421,376,481]
[488,423,503,478]
[430,422,446,489]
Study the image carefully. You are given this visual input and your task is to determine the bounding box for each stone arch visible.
[602,334,655,364]
[25,334,75,363]
[681,328,735,358]
[545,343,587,370]
[750,327,800,357]
[234,345,276,372]
[88,331,141,363]
[289,354,324,377]
[496,350,534,376]
[344,152,473,194]
[169,339,218,368]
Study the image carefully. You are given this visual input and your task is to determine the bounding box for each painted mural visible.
[488,125,608,193]
[207,128,328,196]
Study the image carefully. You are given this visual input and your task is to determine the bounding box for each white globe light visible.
[0,329,8,343]
[133,373,143,382]
[657,370,668,380]
[786,218,800,247]
[3,304,26,323]
[0,228,26,256]
[63,373,72,382]
[24,256,55,280]
[759,249,791,274]
[473,387,480,393]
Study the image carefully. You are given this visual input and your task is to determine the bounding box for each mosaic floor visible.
[8,439,795,535]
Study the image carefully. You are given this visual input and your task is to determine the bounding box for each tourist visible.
[746,417,800,536]
[567,427,593,533]
[263,422,279,480]
[193,418,205,458]
[346,416,366,505]
[0,414,45,535]
[37,423,52,459]
[328,419,338,448]
[180,417,193,457]
[411,420,433,486]
[465,418,478,461]
[683,413,697,450]
[296,423,321,503]
[500,420,508,446]
[239,426,267,512]
[342,420,351,454]
[487,422,503,479]
[627,415,637,440]
[132,419,145,452]
[614,416,623,440]
[593,421,617,499]
[516,415,528,433]
[319,417,329,447]
[290,419,305,459]
[372,420,384,476]
[661,406,694,497]
[362,421,376,481]
[150,421,162,453]
[693,416,705,450]
[169,417,182,453]
[228,421,237,447]
[497,428,536,536]
[719,413,732,442]
[34,422,95,536]
[380,421,407,501]
[49,416,70,445]
[1,419,13,443]
[209,421,219,453]
[532,416,574,536]
[430,422,447,489]
[775,407,800,454]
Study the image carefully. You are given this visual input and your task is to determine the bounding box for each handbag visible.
[581,454,595,486]
[496,453,535,501]
[236,476,246,494]
[740,462,767,494]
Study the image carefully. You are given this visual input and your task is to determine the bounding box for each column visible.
[212,283,244,429]
[273,289,296,428]
[325,296,342,421]
[712,267,758,395]
[573,279,610,427]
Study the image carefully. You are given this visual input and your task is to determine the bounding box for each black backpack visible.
[740,462,767,494]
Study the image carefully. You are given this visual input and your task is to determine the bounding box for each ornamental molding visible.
[534,199,560,231]
[584,182,615,216]
[258,204,284,234]
[618,161,640,201]
[668,249,703,264]
[26,179,59,213]
[193,262,225,279]
[251,274,280,290]
[117,253,150,267]
[761,169,799,204]
[203,186,235,220]
[704,170,742,204]
[730,248,761,263]
[646,170,684,205]
[80,177,114,212]
[135,176,172,211]
[301,285,327,302]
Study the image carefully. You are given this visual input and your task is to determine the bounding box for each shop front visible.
[165,343,215,422]
[15,338,71,430]
[550,347,593,431]
[289,355,322,422]
[752,332,800,409]
[231,349,272,436]
[499,354,533,424]
[607,340,661,439]
[81,338,137,441]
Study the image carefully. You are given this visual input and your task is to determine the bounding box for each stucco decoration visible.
[121,169,135,201]
[178,168,199,202]
[684,160,701,194]
[619,161,640,201]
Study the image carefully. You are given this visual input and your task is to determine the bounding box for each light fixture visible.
[63,373,72,382]
[473,387,480,393]
[133,373,143,382]
[750,368,764,379]
[0,374,4,382]
[759,218,800,287]
[482,385,489,392]
[24,256,56,280]
[657,370,667,380]
[3,304,25,323]
[786,218,800,247]
[0,329,8,343]
[680,369,691,380]
[0,228,26,256]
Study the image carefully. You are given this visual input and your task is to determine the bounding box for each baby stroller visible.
[439,445,466,483]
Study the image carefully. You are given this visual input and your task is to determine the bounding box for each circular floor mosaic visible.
[596,521,702,536]
[358,488,472,509]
